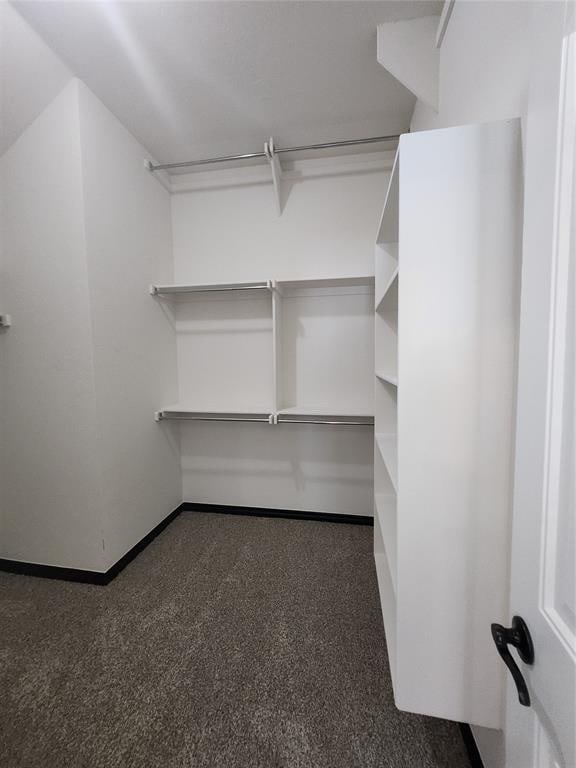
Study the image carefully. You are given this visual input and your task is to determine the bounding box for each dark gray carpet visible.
[0,513,470,768]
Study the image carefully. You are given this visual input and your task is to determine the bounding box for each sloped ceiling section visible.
[0,2,72,157]
[377,16,440,111]
[13,1,440,166]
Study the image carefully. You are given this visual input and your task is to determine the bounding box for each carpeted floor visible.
[0,513,471,768]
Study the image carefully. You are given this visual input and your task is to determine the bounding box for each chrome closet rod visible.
[159,414,270,422]
[277,419,373,426]
[152,284,270,295]
[149,134,400,172]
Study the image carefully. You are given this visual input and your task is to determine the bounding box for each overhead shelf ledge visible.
[375,493,397,594]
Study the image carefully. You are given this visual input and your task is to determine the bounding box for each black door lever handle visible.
[491,616,534,707]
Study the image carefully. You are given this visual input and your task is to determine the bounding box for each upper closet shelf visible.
[376,150,399,244]
[275,276,374,292]
[150,280,272,296]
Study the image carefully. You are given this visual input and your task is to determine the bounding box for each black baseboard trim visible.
[459,724,485,768]
[0,558,111,586]
[0,504,183,586]
[181,502,374,526]
[0,502,373,585]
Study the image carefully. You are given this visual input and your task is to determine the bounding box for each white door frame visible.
[505,2,576,766]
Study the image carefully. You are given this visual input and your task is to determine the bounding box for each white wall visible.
[0,72,181,571]
[172,159,389,514]
[0,2,72,156]
[410,1,531,133]
[181,421,375,514]
[77,82,181,569]
[0,80,105,570]
[171,157,391,283]
[407,3,533,766]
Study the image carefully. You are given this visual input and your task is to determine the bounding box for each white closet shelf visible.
[376,370,398,387]
[375,433,398,491]
[275,276,374,291]
[375,493,397,594]
[155,407,273,423]
[278,405,373,417]
[375,267,399,312]
[150,280,272,295]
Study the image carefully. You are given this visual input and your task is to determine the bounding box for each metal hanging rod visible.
[277,419,373,426]
[164,416,271,423]
[148,134,400,173]
[150,281,271,296]
[154,410,374,425]
[155,411,272,423]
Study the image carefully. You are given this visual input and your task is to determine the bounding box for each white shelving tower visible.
[151,276,375,427]
[373,120,522,728]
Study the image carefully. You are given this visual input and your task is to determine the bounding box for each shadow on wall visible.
[180,420,374,514]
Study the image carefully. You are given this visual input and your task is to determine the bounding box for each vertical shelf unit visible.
[151,276,375,426]
[373,120,522,728]
[152,281,275,419]
[274,276,375,422]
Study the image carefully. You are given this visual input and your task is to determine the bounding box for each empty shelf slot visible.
[151,281,271,295]
[375,433,398,491]
[375,493,397,594]
[375,267,399,312]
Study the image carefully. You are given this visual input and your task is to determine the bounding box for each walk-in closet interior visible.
[1,2,552,767]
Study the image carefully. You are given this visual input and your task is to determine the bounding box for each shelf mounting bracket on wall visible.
[265,137,284,215]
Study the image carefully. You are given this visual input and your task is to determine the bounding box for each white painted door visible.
[505,2,575,767]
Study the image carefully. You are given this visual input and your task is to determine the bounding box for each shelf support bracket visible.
[265,137,284,215]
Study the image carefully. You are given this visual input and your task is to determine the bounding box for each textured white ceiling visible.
[13,1,440,165]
